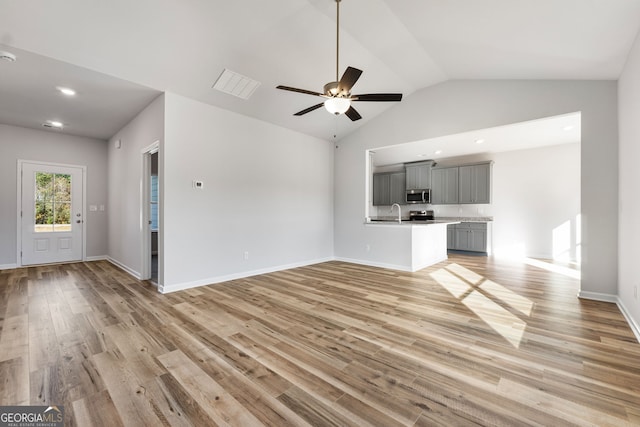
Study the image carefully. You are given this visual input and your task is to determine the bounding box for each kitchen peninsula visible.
[363,218,460,272]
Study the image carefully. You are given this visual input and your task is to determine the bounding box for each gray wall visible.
[0,124,108,267]
[618,29,640,337]
[334,80,618,298]
[108,94,165,278]
[161,93,334,292]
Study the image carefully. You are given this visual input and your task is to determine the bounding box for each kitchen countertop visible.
[367,216,492,224]
[365,218,461,226]
[436,216,493,222]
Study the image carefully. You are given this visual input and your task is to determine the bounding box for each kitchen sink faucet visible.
[391,203,402,223]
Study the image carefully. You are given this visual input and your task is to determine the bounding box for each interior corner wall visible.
[618,29,640,337]
[161,92,334,292]
[334,80,618,297]
[0,124,108,267]
[107,94,165,279]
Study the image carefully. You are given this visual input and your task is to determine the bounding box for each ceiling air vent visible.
[212,68,260,100]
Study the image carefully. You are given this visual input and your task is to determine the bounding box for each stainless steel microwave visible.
[406,189,430,204]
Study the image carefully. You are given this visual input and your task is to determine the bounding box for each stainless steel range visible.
[409,210,435,221]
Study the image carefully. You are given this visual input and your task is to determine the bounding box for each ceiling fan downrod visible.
[335,0,341,84]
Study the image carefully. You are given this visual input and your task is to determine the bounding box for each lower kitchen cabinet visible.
[447,222,489,253]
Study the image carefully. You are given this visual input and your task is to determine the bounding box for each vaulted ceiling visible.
[1,0,639,141]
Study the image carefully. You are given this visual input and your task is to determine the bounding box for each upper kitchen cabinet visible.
[405,161,434,190]
[458,162,492,204]
[431,167,459,205]
[373,171,406,206]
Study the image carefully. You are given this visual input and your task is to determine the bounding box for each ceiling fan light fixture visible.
[324,97,351,115]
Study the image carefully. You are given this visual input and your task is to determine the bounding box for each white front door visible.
[20,162,84,265]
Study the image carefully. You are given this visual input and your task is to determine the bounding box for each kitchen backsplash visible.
[370,203,493,219]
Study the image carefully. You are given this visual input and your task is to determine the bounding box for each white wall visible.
[107,94,165,278]
[618,29,640,338]
[0,124,108,268]
[335,80,617,297]
[161,93,334,292]
[492,144,580,260]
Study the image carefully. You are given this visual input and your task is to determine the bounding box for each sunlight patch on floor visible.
[445,263,484,285]
[525,257,580,280]
[431,263,534,348]
[463,290,527,348]
[480,279,534,317]
[429,268,471,298]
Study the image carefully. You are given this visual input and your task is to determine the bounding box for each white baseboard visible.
[333,257,413,272]
[577,291,618,303]
[106,257,142,280]
[578,291,640,344]
[0,263,18,270]
[86,255,108,262]
[412,255,448,272]
[160,257,335,294]
[616,298,640,344]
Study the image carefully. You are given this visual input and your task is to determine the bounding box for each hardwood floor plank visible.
[92,349,170,426]
[0,256,639,425]
[158,349,264,426]
[71,389,125,427]
[0,356,29,405]
[0,314,29,362]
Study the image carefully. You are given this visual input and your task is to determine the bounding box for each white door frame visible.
[16,159,87,267]
[141,141,160,282]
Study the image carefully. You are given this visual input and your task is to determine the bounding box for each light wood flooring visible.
[1,255,639,426]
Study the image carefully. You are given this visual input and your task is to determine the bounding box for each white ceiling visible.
[0,0,639,142]
[370,112,581,166]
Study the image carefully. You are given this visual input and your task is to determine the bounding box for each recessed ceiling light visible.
[563,125,574,131]
[57,87,76,96]
[0,50,17,62]
[435,150,443,155]
[475,139,485,144]
[43,120,64,129]
[417,153,427,157]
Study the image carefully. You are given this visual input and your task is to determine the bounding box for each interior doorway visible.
[150,152,158,282]
[141,141,159,284]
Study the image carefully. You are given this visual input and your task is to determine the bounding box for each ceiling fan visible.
[276,0,402,121]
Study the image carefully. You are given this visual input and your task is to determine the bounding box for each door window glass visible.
[34,172,72,232]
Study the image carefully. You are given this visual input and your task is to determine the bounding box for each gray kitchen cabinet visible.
[431,167,459,205]
[448,222,488,253]
[390,172,406,205]
[373,172,406,206]
[405,161,433,190]
[447,224,456,250]
[373,173,391,206]
[458,162,491,204]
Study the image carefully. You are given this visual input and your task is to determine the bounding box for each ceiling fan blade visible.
[294,103,324,116]
[353,93,403,102]
[344,106,362,121]
[276,85,323,97]
[337,67,363,94]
